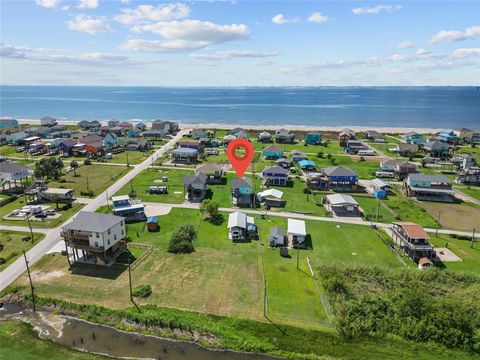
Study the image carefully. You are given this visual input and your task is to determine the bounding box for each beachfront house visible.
[135,122,146,131]
[171,148,198,164]
[395,143,418,157]
[227,212,256,241]
[344,140,368,154]
[231,177,254,206]
[258,132,272,143]
[364,130,384,142]
[111,195,146,220]
[325,193,360,216]
[305,132,322,145]
[262,145,284,159]
[288,219,307,247]
[402,132,425,145]
[338,131,352,147]
[223,134,236,145]
[269,226,285,247]
[262,166,290,186]
[453,128,474,144]
[191,129,208,139]
[291,150,308,162]
[391,222,435,263]
[322,166,358,191]
[108,120,119,128]
[275,129,295,144]
[437,130,460,144]
[0,118,19,131]
[62,211,127,266]
[422,140,452,160]
[403,174,455,202]
[196,163,224,184]
[183,173,208,202]
[151,120,179,135]
[40,116,57,127]
[452,154,476,170]
[6,131,28,145]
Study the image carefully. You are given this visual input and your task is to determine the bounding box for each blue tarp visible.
[147,217,158,223]
[298,160,316,168]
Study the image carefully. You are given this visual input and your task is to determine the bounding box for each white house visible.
[287,219,307,247]
[325,193,360,216]
[227,212,255,241]
[62,211,126,265]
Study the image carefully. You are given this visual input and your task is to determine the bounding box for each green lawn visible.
[311,156,380,179]
[0,321,105,360]
[0,230,45,271]
[108,150,154,165]
[353,195,398,223]
[0,197,83,228]
[429,234,480,275]
[48,164,130,197]
[454,185,480,201]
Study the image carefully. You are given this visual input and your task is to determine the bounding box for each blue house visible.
[0,118,19,129]
[262,166,290,186]
[262,145,284,159]
[437,130,460,144]
[231,177,254,206]
[6,131,28,145]
[298,159,316,171]
[322,166,358,191]
[126,129,141,138]
[305,132,322,145]
[104,133,119,150]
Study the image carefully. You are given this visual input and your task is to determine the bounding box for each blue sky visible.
[1,0,479,85]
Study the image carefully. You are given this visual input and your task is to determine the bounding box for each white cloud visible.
[429,25,480,44]
[0,43,151,67]
[36,0,61,8]
[67,15,113,35]
[190,49,280,61]
[78,0,99,9]
[307,12,329,24]
[352,4,402,15]
[395,40,414,49]
[121,20,249,52]
[253,60,274,66]
[114,3,190,25]
[452,48,480,58]
[272,14,300,25]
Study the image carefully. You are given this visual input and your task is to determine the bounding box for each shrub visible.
[0,258,5,265]
[132,285,152,298]
[168,224,196,254]
[84,158,92,165]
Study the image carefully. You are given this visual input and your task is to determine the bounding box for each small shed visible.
[288,219,307,246]
[147,217,159,232]
[269,226,285,247]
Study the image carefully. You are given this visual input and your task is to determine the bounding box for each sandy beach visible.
[15,118,441,134]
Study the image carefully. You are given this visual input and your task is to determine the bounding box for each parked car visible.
[44,210,56,216]
[35,213,47,218]
[16,147,24,153]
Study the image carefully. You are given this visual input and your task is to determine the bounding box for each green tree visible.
[70,160,79,176]
[199,199,220,220]
[34,157,64,180]
[83,158,92,165]
[168,224,196,254]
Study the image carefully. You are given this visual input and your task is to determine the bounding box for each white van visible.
[375,171,395,178]
[358,150,375,156]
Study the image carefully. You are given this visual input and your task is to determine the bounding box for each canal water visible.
[1,305,282,360]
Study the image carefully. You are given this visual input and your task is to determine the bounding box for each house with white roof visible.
[287,218,307,247]
[227,212,256,241]
[325,194,360,216]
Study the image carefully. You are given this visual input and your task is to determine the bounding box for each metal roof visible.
[258,188,284,199]
[228,211,247,229]
[323,166,358,177]
[63,211,123,233]
[269,226,284,237]
[408,174,451,183]
[288,219,306,236]
[370,178,390,189]
[326,193,358,206]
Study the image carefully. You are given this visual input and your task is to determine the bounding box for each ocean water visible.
[1,86,479,128]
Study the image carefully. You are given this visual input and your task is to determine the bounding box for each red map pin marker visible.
[226,138,254,178]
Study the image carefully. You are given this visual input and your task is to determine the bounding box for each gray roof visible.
[263,165,289,175]
[231,177,252,189]
[269,226,284,238]
[424,140,452,150]
[63,211,123,232]
[323,166,358,177]
[0,162,30,174]
[183,173,208,186]
[196,163,223,174]
[409,174,451,184]
[172,148,198,155]
[263,145,283,153]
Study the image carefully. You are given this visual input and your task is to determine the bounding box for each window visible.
[96,233,99,238]
[108,229,111,235]
[114,235,117,240]
[95,241,98,247]
[107,239,110,245]
[121,229,124,235]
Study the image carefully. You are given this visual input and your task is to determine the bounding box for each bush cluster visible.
[168,224,196,254]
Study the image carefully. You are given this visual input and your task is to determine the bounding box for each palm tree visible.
[70,160,79,176]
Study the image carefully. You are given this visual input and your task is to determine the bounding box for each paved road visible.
[142,201,480,238]
[453,188,480,206]
[0,225,52,234]
[0,130,188,291]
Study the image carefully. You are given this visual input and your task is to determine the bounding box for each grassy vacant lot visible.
[107,149,154,165]
[0,230,45,271]
[117,167,193,203]
[0,197,83,228]
[418,201,480,231]
[48,164,129,197]
[456,145,480,164]
[382,186,438,228]
[19,208,403,329]
[429,234,480,274]
[354,195,398,223]
[0,321,104,360]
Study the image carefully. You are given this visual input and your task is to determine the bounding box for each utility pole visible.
[128,259,133,302]
[435,211,441,237]
[105,189,110,211]
[126,151,130,167]
[23,250,36,312]
[471,228,476,249]
[86,175,90,196]
[296,245,300,269]
[26,214,34,244]
[375,198,380,222]
[130,179,134,192]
